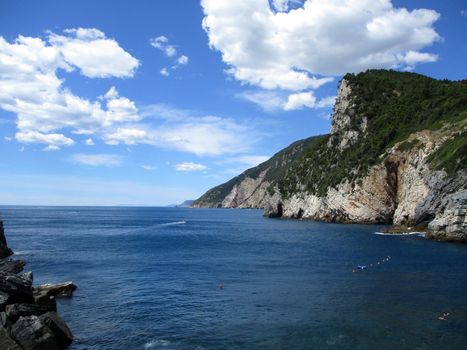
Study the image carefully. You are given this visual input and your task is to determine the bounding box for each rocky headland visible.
[193,70,467,242]
[0,217,76,349]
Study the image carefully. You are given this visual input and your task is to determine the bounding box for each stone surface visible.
[0,272,33,299]
[0,259,26,274]
[39,312,73,347]
[6,303,55,322]
[34,282,77,298]
[10,315,60,350]
[0,327,22,350]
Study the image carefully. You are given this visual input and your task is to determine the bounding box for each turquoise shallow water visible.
[1,206,467,349]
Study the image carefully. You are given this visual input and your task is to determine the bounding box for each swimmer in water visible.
[438,312,450,321]
[219,283,224,289]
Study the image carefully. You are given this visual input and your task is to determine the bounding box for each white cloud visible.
[462,10,467,19]
[69,153,122,167]
[239,89,335,111]
[4,136,12,141]
[150,36,189,74]
[0,31,260,157]
[104,127,148,145]
[175,162,207,172]
[271,0,290,12]
[237,90,285,112]
[176,55,189,65]
[129,105,258,156]
[15,130,75,150]
[49,28,139,78]
[150,36,177,57]
[103,86,119,99]
[315,95,336,108]
[398,50,438,71]
[141,165,157,171]
[0,30,140,150]
[85,138,95,146]
[283,91,316,110]
[201,0,440,90]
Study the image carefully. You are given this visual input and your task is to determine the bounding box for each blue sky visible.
[0,0,465,206]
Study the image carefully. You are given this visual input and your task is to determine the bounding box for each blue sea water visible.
[1,206,467,350]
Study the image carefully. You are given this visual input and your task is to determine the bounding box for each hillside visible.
[193,70,467,241]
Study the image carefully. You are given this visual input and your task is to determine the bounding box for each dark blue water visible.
[1,207,467,350]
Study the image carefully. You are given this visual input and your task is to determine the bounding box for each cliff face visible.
[193,70,467,241]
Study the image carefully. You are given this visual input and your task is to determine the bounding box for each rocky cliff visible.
[0,217,76,349]
[193,70,467,241]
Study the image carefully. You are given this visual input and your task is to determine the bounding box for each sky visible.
[0,0,466,206]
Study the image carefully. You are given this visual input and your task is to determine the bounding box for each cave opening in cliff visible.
[277,203,283,218]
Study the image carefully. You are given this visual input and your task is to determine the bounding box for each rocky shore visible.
[0,218,76,349]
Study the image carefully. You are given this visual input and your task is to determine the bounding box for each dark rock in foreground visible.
[0,220,13,259]
[0,217,75,349]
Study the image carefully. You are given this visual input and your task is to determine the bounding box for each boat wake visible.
[157,221,186,227]
[374,231,425,237]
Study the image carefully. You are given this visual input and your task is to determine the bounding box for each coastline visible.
[0,217,75,349]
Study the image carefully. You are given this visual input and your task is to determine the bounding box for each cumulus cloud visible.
[16,130,75,151]
[283,92,316,111]
[0,30,261,156]
[69,153,122,167]
[49,28,139,78]
[201,0,440,90]
[150,35,189,75]
[0,30,140,150]
[239,90,335,111]
[175,162,207,172]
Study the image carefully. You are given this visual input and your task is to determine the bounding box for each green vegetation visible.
[279,70,467,197]
[428,131,467,176]
[397,139,420,152]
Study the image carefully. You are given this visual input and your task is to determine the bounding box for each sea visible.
[1,206,467,350]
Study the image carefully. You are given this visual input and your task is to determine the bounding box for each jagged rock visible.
[1,310,10,327]
[34,282,77,298]
[0,259,26,274]
[0,290,10,309]
[20,272,33,285]
[0,327,22,350]
[6,303,56,322]
[10,315,60,350]
[0,272,33,300]
[32,290,57,311]
[39,312,73,347]
[0,219,13,259]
